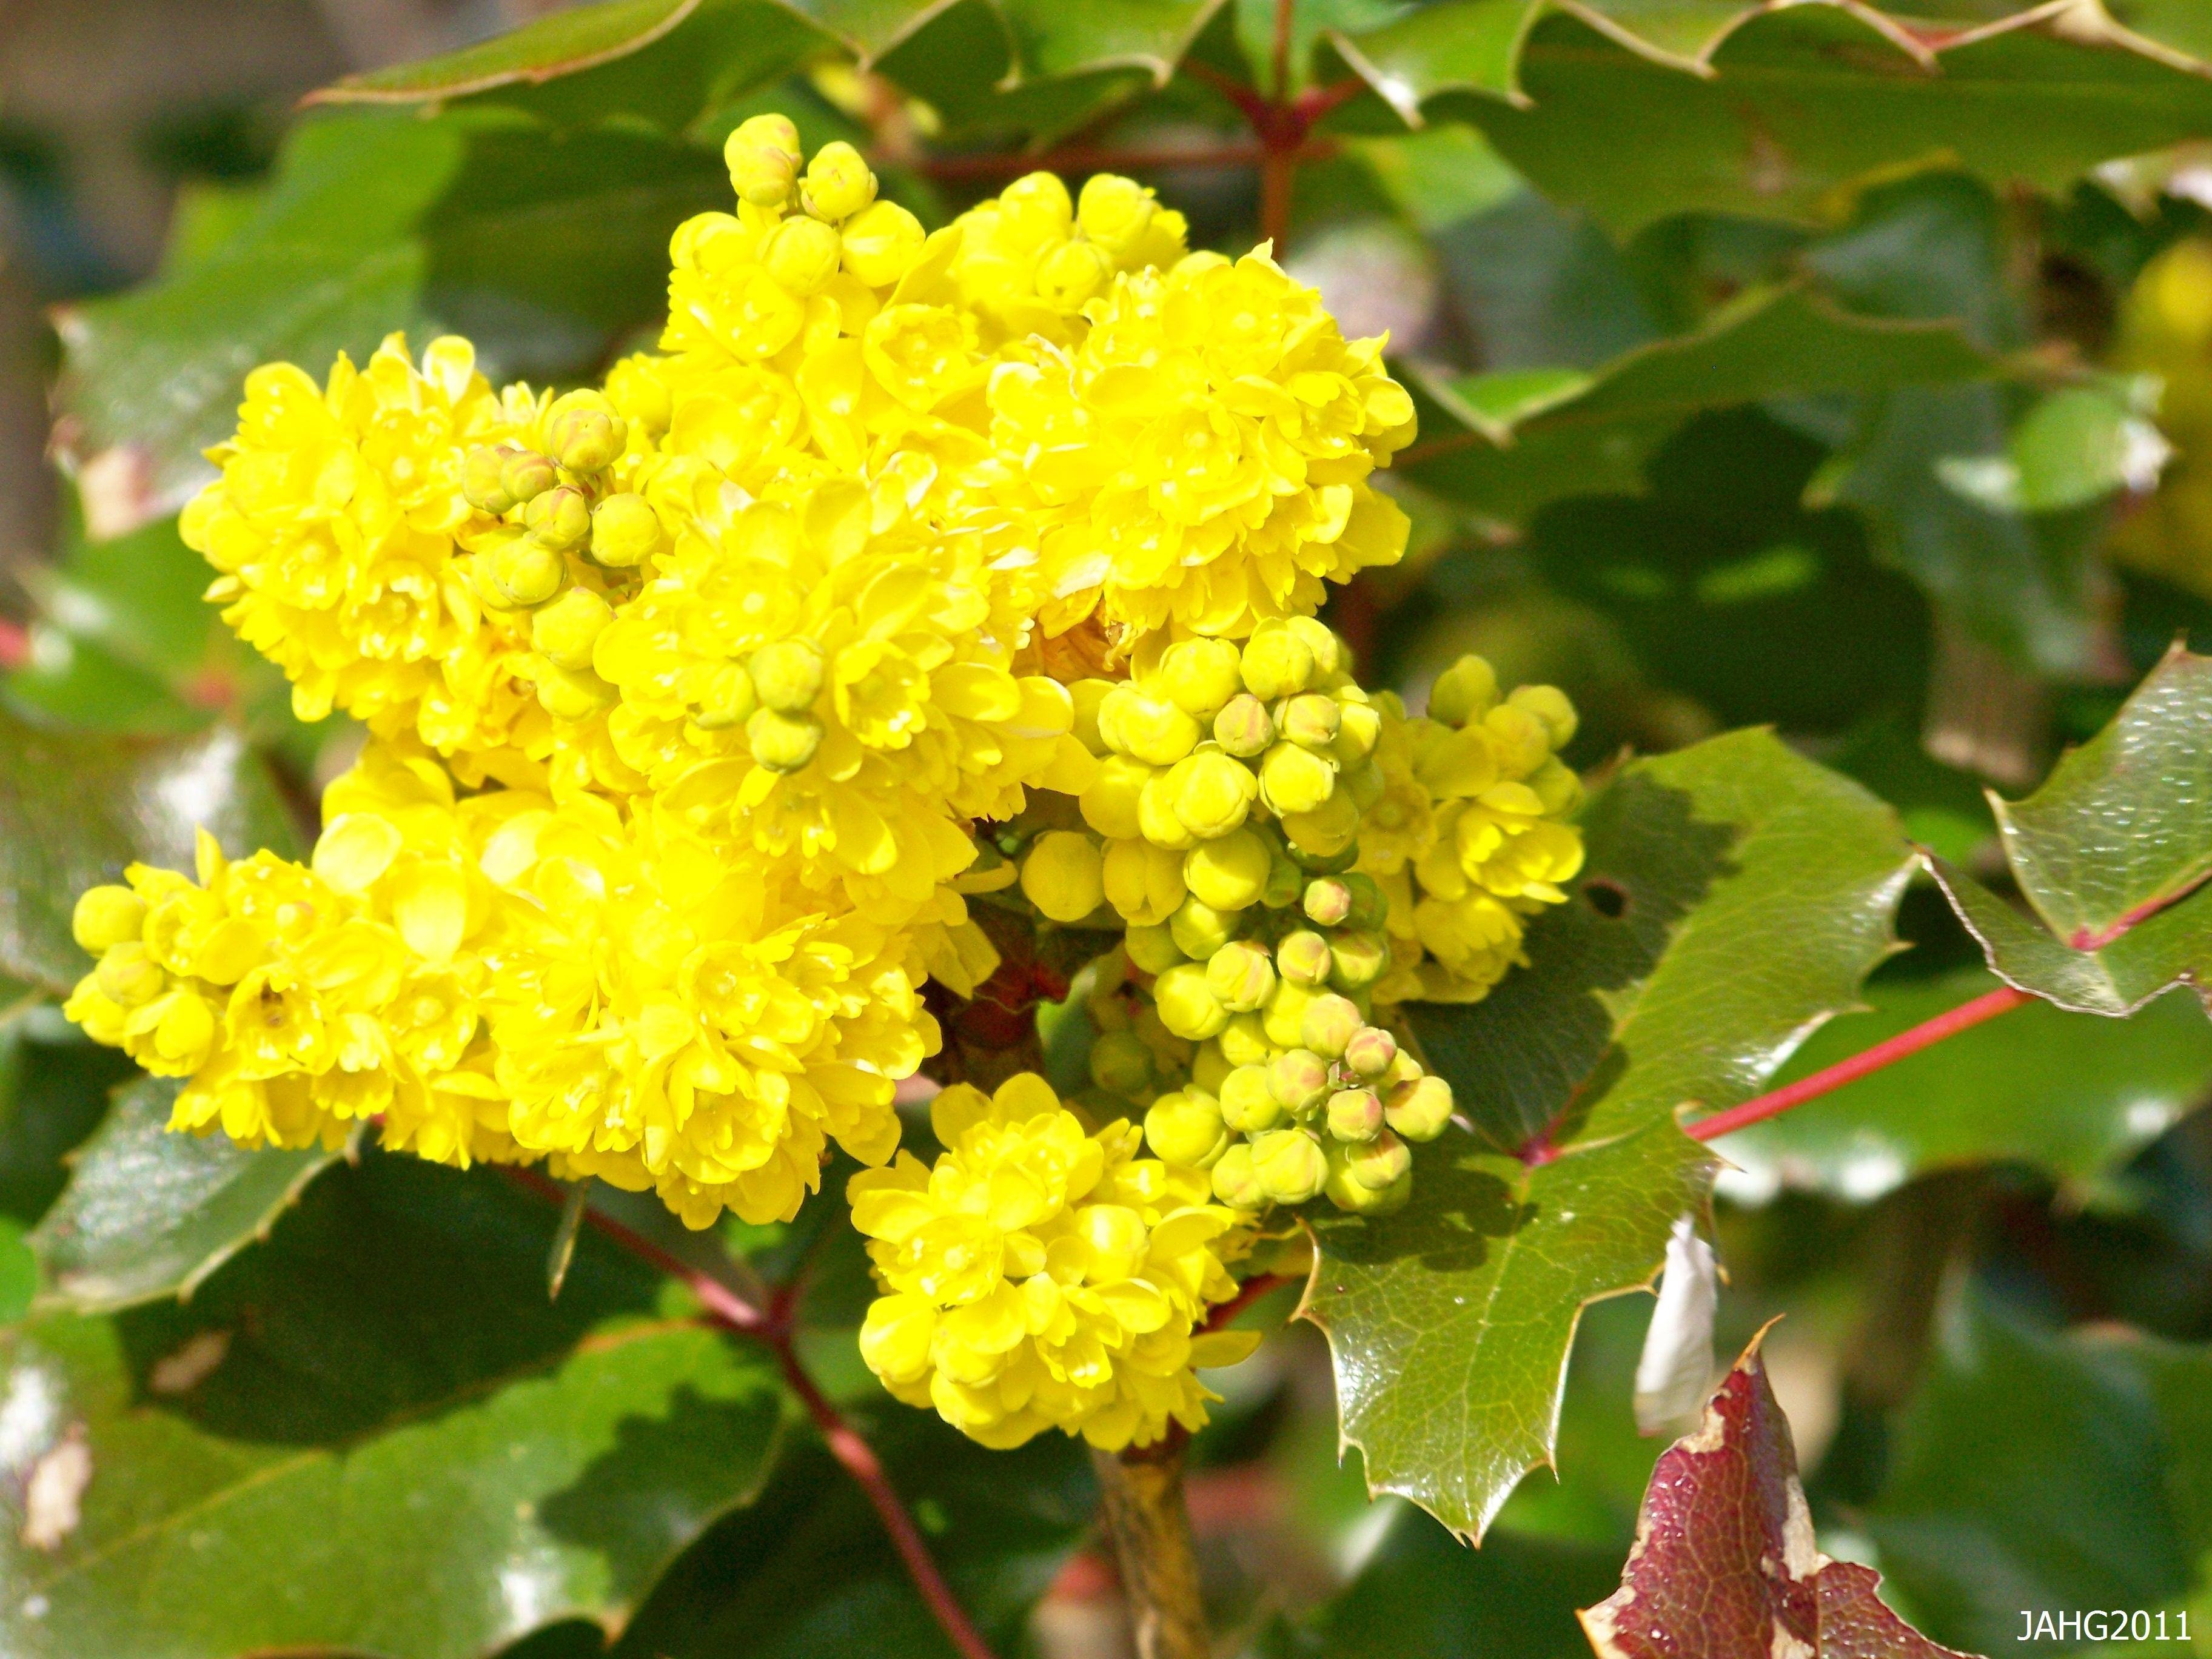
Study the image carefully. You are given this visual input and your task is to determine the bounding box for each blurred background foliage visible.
[10,2,2212,1656]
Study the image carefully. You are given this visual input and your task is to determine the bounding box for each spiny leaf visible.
[1581,1329,1972,1659]
[0,713,303,996]
[1302,731,1915,1540]
[27,1077,338,1315]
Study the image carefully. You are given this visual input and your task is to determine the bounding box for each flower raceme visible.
[64,118,1590,1450]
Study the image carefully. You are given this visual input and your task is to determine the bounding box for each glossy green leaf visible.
[1865,1293,2212,1655]
[27,1078,338,1313]
[0,714,303,996]
[1716,966,2212,1204]
[0,1153,783,1659]
[1396,283,1999,525]
[1303,729,1915,1540]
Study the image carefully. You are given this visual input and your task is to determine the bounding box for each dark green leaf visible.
[1304,730,1915,1540]
[0,714,304,996]
[27,1077,338,1314]
[0,1153,782,1659]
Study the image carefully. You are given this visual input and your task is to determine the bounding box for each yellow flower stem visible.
[1092,1433,1212,1659]
[501,1168,1002,1659]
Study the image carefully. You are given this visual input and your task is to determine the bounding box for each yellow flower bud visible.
[523,486,592,554]
[1168,896,1236,962]
[151,990,216,1068]
[1145,1089,1228,1168]
[1326,1136,1412,1214]
[1171,751,1258,840]
[1210,1143,1267,1210]
[841,199,926,287]
[501,449,557,505]
[1070,679,1115,756]
[1138,774,1198,851]
[1279,789,1359,859]
[1326,1086,1383,1143]
[800,141,876,221]
[1331,930,1390,991]
[1022,831,1107,922]
[1303,877,1352,927]
[604,353,672,435]
[1280,693,1340,750]
[491,537,569,608]
[1035,237,1112,308]
[998,172,1073,244]
[1301,993,1362,1060]
[1333,698,1382,763]
[1252,1127,1327,1205]
[1509,683,1580,749]
[1193,1038,1236,1094]
[1213,694,1274,758]
[747,707,823,773]
[1218,1011,1272,1068]
[548,394,626,473]
[1153,962,1229,1040]
[531,586,614,672]
[72,886,146,954]
[589,492,662,569]
[1259,742,1336,816]
[1286,617,1346,683]
[1124,922,1184,976]
[1100,686,1201,767]
[1183,828,1272,912]
[1343,1025,1398,1080]
[1219,1064,1287,1134]
[535,662,617,720]
[1429,654,1499,726]
[1205,940,1275,1013]
[725,113,801,206]
[1268,1048,1330,1115]
[1081,755,1152,841]
[762,214,845,295]
[1158,638,1246,719]
[1076,173,1156,256]
[1262,980,1315,1050]
[749,638,825,713]
[96,942,164,1006]
[690,663,758,731]
[1385,1074,1455,1142]
[1090,1027,1156,1096]
[463,445,518,514]
[1241,622,1315,700]
[1102,839,1186,926]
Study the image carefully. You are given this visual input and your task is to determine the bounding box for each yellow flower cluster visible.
[2113,238,2212,595]
[850,1073,1259,1450]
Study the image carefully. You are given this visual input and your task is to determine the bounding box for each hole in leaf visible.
[1583,879,1629,919]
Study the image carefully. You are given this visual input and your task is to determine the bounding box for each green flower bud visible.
[1262,849,1305,908]
[1333,697,1382,763]
[1240,622,1315,700]
[1281,791,1359,859]
[1509,683,1580,749]
[841,199,926,287]
[589,492,662,569]
[1158,637,1245,719]
[1326,1087,1384,1143]
[747,708,823,773]
[548,397,626,474]
[95,942,164,1005]
[763,215,845,295]
[1168,896,1236,962]
[1287,837,1359,874]
[1153,962,1229,1041]
[1330,930,1391,992]
[531,586,614,672]
[1344,756,1386,813]
[1205,940,1276,1014]
[1259,741,1337,816]
[524,486,592,554]
[800,141,876,222]
[1076,173,1156,256]
[1210,1143,1267,1210]
[1267,1048,1331,1115]
[491,538,569,608]
[749,638,824,713]
[1280,692,1341,750]
[501,449,557,506]
[1220,1064,1287,1134]
[1184,828,1271,912]
[1343,1025,1398,1080]
[1218,1011,1272,1068]
[1212,693,1275,758]
[463,445,519,514]
[725,113,800,206]
[1035,237,1112,307]
[535,663,616,721]
[1285,617,1345,683]
[1343,874,1389,930]
[1145,1090,1229,1169]
[72,885,146,953]
[690,663,758,731]
[1276,930,1333,987]
[1021,831,1106,922]
[1326,1134,1413,1214]
[1091,1028,1156,1096]
[1429,654,1498,726]
[1252,1127,1328,1205]
[1100,686,1202,767]
[1301,993,1362,1061]
[1385,1074,1455,1142]
[1171,751,1256,840]
[1124,922,1184,976]
[1303,877,1352,927]
[1324,1159,1411,1215]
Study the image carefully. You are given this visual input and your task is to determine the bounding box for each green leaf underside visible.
[1928,648,2212,1015]
[0,1153,782,1659]
[1399,284,1999,524]
[0,714,303,996]
[1717,965,2212,1202]
[27,1078,338,1314]
[1304,729,1915,1541]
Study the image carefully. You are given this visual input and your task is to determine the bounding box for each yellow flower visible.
[849,1073,1259,1450]
[947,171,1190,347]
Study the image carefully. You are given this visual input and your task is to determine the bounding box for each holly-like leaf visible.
[1580,1330,1972,1659]
[1928,645,2212,1014]
[27,1077,338,1313]
[0,1153,783,1659]
[0,714,303,996]
[1396,284,1999,525]
[1714,965,2212,1204]
[1303,730,1915,1540]
[1865,1294,2212,1655]
[1328,2,2212,236]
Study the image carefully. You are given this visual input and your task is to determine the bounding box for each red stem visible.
[910,141,1273,179]
[1204,1271,1292,1333]
[1272,0,1294,100]
[1684,985,2032,1143]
